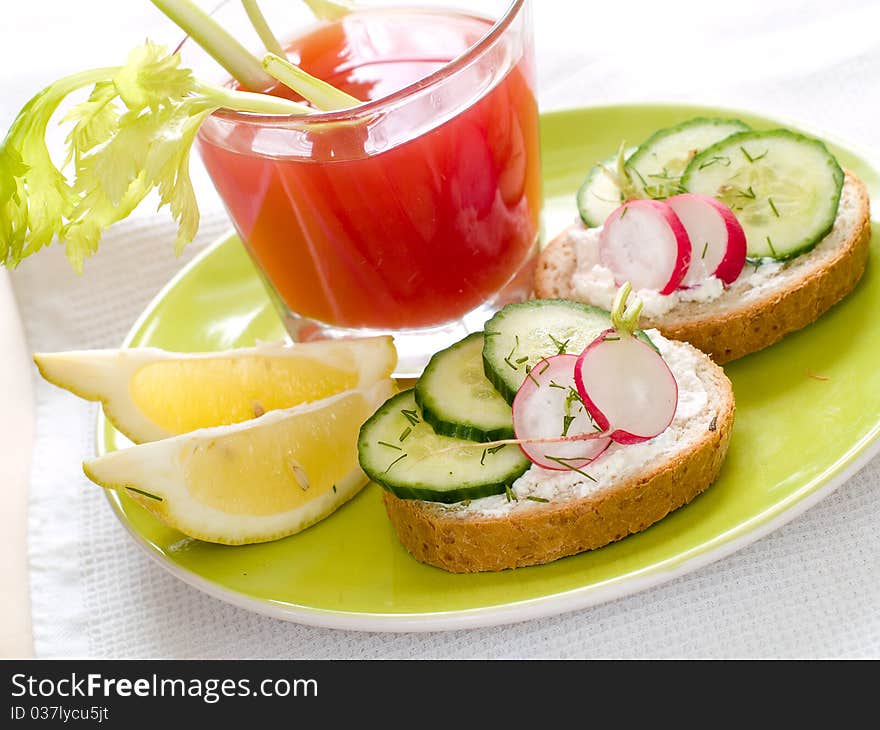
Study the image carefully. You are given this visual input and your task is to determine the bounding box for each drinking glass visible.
[184,0,540,376]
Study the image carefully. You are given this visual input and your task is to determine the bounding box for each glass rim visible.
[187,0,524,127]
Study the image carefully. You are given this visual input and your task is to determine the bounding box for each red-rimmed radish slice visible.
[512,354,611,471]
[575,330,678,444]
[666,193,746,286]
[599,200,691,295]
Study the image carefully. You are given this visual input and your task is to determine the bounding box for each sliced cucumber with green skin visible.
[483,299,645,404]
[682,129,844,260]
[358,390,529,503]
[415,332,513,443]
[577,154,626,227]
[626,117,751,200]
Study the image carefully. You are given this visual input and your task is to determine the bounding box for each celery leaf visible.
[0,40,309,272]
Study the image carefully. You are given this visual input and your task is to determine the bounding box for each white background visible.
[1,0,879,657]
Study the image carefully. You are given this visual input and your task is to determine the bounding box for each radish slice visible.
[599,200,691,295]
[575,330,678,444]
[666,193,746,286]
[512,354,611,471]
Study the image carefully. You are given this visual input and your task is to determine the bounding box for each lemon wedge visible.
[83,379,395,544]
[35,337,396,443]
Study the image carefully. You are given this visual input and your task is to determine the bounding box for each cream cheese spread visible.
[568,224,783,317]
[453,331,711,517]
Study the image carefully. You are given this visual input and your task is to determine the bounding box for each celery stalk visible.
[242,0,286,56]
[196,82,311,115]
[303,0,356,20]
[262,53,361,111]
[151,0,274,90]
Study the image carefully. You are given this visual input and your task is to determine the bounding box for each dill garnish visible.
[565,387,585,408]
[526,496,550,503]
[525,366,539,387]
[542,455,598,481]
[504,335,521,370]
[401,408,420,426]
[378,441,403,451]
[768,197,780,218]
[481,443,506,465]
[126,486,163,501]
[384,454,408,473]
[562,414,576,437]
[399,427,412,442]
[765,236,778,257]
[740,146,767,163]
[698,155,731,170]
[548,333,569,355]
[701,241,709,259]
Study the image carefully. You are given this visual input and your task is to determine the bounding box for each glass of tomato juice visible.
[189,0,540,376]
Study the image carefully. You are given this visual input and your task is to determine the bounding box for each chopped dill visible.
[698,155,731,170]
[542,455,598,481]
[504,334,521,371]
[126,486,163,502]
[384,453,408,473]
[740,146,767,163]
[548,333,569,355]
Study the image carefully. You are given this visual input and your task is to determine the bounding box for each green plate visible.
[99,103,880,630]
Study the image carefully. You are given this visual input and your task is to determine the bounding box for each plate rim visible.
[99,101,880,632]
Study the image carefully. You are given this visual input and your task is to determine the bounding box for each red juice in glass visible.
[196,3,540,373]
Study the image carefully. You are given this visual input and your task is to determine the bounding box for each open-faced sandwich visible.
[358,290,734,572]
[536,118,871,363]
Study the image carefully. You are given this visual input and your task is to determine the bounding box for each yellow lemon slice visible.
[35,336,396,443]
[83,379,395,544]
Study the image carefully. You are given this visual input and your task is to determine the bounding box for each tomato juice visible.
[197,7,540,331]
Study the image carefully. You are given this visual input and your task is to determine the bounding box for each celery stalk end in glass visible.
[184,0,541,377]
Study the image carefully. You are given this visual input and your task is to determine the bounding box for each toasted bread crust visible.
[383,352,734,573]
[535,173,872,363]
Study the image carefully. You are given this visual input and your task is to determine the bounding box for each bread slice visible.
[535,172,871,363]
[382,335,734,573]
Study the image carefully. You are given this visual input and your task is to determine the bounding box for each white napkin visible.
[7,0,880,657]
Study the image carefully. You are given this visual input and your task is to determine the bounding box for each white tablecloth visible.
[4,0,879,658]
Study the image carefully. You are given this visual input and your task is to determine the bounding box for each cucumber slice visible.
[626,117,751,200]
[682,129,844,260]
[415,332,513,443]
[358,390,529,503]
[482,300,615,404]
[577,154,625,228]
